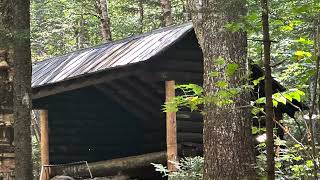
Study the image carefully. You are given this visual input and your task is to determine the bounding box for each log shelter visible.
[29,23,305,179]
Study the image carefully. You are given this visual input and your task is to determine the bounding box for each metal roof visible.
[32,22,193,88]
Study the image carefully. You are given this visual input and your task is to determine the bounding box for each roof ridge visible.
[33,22,193,66]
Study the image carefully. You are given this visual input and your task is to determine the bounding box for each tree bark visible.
[160,0,173,26]
[0,0,15,179]
[188,0,256,179]
[310,18,320,180]
[13,0,33,179]
[182,0,191,22]
[138,0,144,33]
[261,0,275,179]
[95,0,112,42]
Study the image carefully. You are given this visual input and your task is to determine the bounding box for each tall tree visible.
[0,0,15,178]
[187,0,256,179]
[261,0,275,179]
[95,0,112,41]
[0,0,33,179]
[160,0,173,26]
[138,0,144,33]
[13,0,33,179]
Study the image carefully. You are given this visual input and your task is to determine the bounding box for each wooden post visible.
[165,80,178,171]
[40,110,49,180]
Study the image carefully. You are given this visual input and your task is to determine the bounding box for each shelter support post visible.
[165,80,178,171]
[39,110,50,180]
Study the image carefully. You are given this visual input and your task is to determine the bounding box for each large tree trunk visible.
[95,0,112,42]
[0,0,33,179]
[188,0,256,179]
[0,0,15,179]
[13,0,33,179]
[160,0,173,26]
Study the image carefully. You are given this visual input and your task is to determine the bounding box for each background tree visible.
[95,0,112,41]
[261,0,275,178]
[0,0,15,178]
[187,0,256,179]
[0,0,33,179]
[30,0,186,61]
[13,0,33,179]
[160,0,173,26]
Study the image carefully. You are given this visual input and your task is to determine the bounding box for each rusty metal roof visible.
[32,22,193,88]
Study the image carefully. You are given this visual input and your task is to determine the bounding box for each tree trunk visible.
[138,0,144,33]
[160,0,173,26]
[182,0,191,22]
[261,0,275,179]
[0,0,15,179]
[76,15,85,49]
[95,0,112,42]
[51,151,166,178]
[310,17,320,180]
[13,0,33,179]
[187,0,256,179]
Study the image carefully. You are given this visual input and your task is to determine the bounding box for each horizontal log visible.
[50,142,165,152]
[177,120,203,133]
[179,142,203,157]
[51,151,167,178]
[153,60,202,72]
[0,145,14,153]
[178,132,203,143]
[177,111,203,121]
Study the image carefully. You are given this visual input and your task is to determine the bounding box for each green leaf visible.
[213,56,225,65]
[273,93,287,105]
[293,144,301,148]
[252,76,264,86]
[283,93,293,102]
[228,88,240,95]
[272,100,279,107]
[252,127,266,134]
[275,162,282,169]
[295,37,313,45]
[306,160,313,168]
[294,50,312,59]
[256,97,266,104]
[293,156,303,161]
[210,71,220,77]
[288,89,305,102]
[280,22,294,31]
[226,63,239,76]
[251,107,263,115]
[216,81,228,88]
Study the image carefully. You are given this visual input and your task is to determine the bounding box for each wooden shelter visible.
[29,23,305,179]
